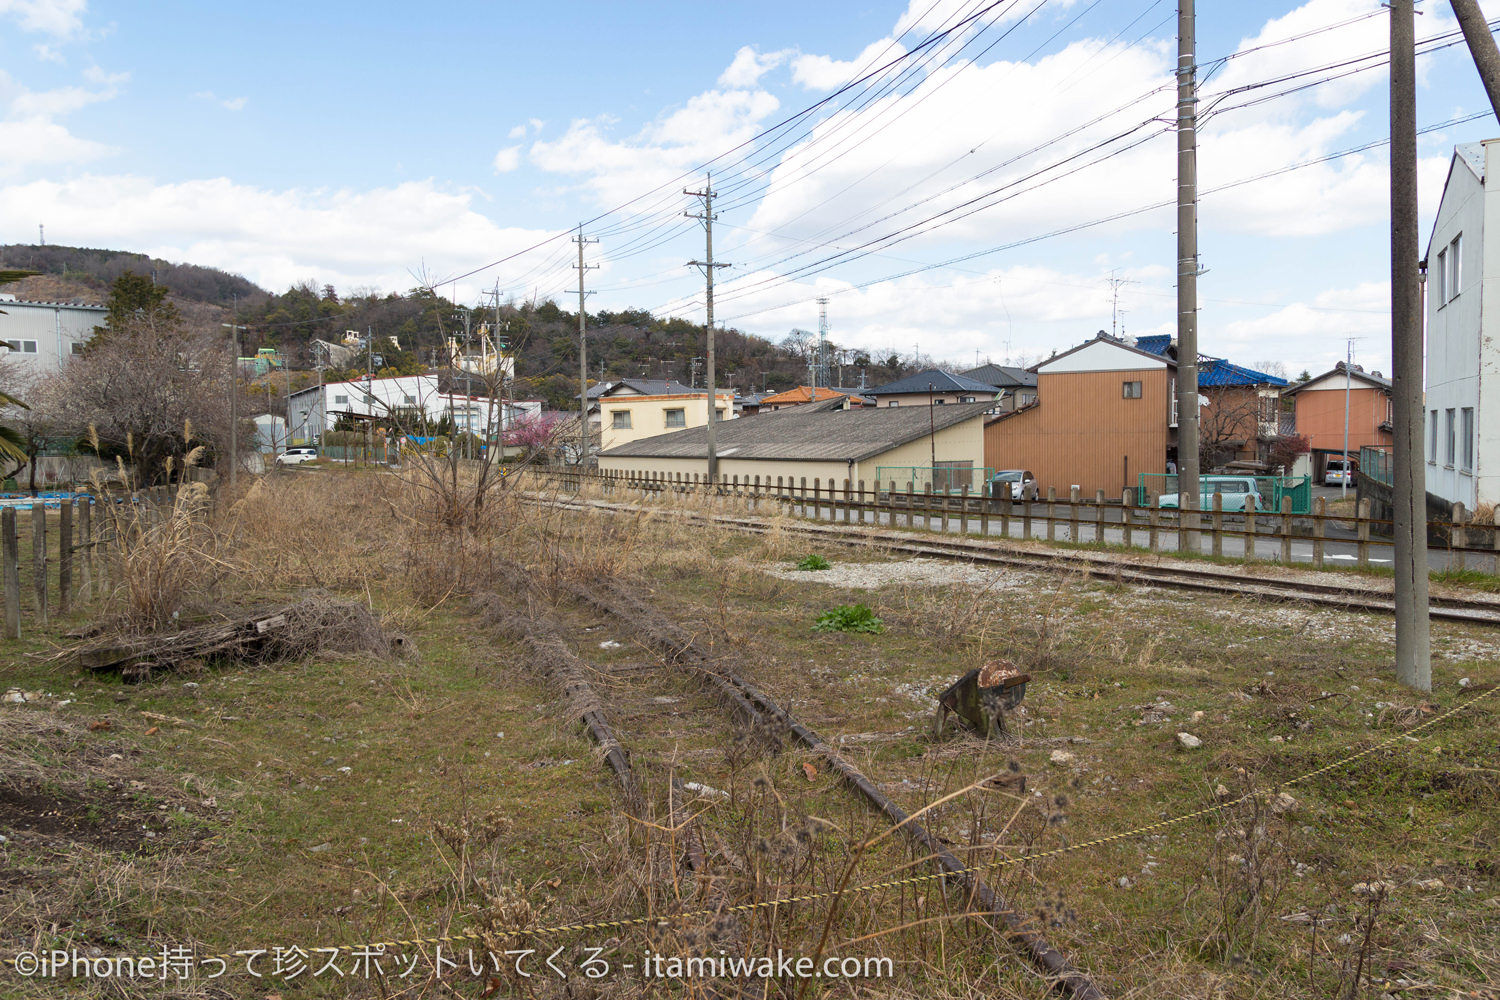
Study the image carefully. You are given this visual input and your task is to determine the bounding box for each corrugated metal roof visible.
[599,400,994,463]
[960,363,1037,388]
[866,368,1001,396]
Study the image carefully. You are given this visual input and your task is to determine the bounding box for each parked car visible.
[275,447,319,466]
[990,469,1039,501]
[1158,475,1262,512]
[1323,458,1352,487]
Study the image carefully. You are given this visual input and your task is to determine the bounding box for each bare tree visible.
[1198,388,1267,471]
[54,312,238,485]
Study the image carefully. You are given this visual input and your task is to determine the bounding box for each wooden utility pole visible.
[1390,0,1432,691]
[1176,1,1201,521]
[686,175,730,483]
[1449,0,1500,122]
[222,320,247,489]
[574,225,597,467]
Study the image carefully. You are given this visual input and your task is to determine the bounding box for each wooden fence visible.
[537,469,1500,574]
[1,487,176,639]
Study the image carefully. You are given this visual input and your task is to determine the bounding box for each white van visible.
[1158,476,1262,512]
[275,447,319,466]
[1324,459,1351,486]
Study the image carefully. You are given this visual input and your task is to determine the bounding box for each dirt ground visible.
[1,472,1497,999]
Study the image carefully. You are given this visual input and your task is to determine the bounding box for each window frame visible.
[1445,407,1456,467]
[1429,409,1438,464]
[1122,380,1143,399]
[611,410,632,430]
[1461,406,1474,472]
[1449,233,1462,301]
[664,407,686,428]
[1436,247,1448,304]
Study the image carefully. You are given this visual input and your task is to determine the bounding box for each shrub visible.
[812,604,885,634]
[794,554,831,571]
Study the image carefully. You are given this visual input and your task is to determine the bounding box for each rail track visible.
[533,493,1500,628]
[486,567,1108,998]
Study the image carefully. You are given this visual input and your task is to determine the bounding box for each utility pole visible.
[221,320,248,489]
[574,224,597,467]
[1449,0,1500,122]
[686,174,730,482]
[1176,0,1202,521]
[1390,0,1432,691]
[1341,339,1354,501]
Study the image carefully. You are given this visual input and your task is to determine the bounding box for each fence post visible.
[858,480,866,525]
[800,477,808,519]
[844,478,853,524]
[1356,498,1371,568]
[1312,496,1326,568]
[1022,492,1032,540]
[32,504,47,626]
[1280,497,1293,565]
[999,491,1010,539]
[59,500,73,614]
[1245,500,1258,561]
[1452,502,1467,573]
[2,508,18,639]
[1121,489,1134,548]
[959,484,969,533]
[1046,487,1057,542]
[906,481,915,530]
[979,484,989,536]
[1148,493,1160,552]
[1094,489,1106,543]
[1211,493,1224,558]
[1068,486,1079,542]
[923,483,935,533]
[80,500,92,602]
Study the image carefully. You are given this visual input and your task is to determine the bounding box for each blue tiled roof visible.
[1133,334,1173,356]
[1197,359,1288,387]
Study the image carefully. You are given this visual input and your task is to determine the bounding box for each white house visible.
[286,374,542,445]
[0,296,108,370]
[1424,140,1500,509]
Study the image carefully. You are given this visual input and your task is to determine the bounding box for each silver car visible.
[991,469,1039,501]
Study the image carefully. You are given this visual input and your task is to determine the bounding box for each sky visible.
[3,0,1500,382]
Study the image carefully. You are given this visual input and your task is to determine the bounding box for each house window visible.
[960,395,976,403]
[933,398,945,405]
[1445,408,1456,466]
[1429,409,1438,464]
[334,394,349,404]
[1449,233,1462,301]
[887,400,899,407]
[1122,380,1142,399]
[6,340,39,354]
[1435,247,1447,303]
[403,394,416,405]
[715,407,724,420]
[611,411,632,429]
[70,342,85,356]
[664,408,686,428]
[1461,407,1474,472]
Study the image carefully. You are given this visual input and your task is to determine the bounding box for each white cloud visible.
[193,90,248,112]
[0,117,112,171]
[492,145,521,173]
[718,46,792,89]
[0,174,556,299]
[531,89,780,208]
[791,40,903,91]
[0,0,86,36]
[892,0,1078,36]
[33,42,63,63]
[6,67,123,118]
[507,124,526,139]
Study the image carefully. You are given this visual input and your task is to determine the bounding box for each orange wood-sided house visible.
[1281,363,1393,473]
[984,335,1175,497]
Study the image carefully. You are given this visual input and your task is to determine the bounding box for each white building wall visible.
[1481,143,1500,508]
[1424,144,1493,508]
[0,298,108,371]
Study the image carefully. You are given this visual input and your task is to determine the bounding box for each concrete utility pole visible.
[1341,339,1353,501]
[686,175,730,482]
[1390,0,1432,691]
[574,225,597,466]
[1449,0,1500,123]
[222,320,247,489]
[1176,0,1202,514]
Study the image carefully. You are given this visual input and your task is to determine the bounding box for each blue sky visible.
[4,0,1500,380]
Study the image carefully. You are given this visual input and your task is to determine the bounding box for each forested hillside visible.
[1,244,918,408]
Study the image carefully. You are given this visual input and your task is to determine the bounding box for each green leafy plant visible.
[795,554,831,571]
[812,603,885,634]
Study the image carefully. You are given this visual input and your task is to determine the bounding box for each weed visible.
[812,603,886,633]
[795,553,831,571]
